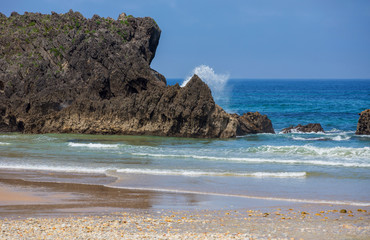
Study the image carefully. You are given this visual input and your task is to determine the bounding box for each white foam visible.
[115,168,306,178]
[0,135,17,139]
[326,128,341,133]
[117,168,209,176]
[250,172,306,178]
[326,128,354,134]
[248,145,370,159]
[355,135,370,138]
[0,164,110,174]
[286,129,325,134]
[279,129,354,135]
[292,137,327,141]
[0,142,10,145]
[292,136,351,141]
[107,186,370,207]
[0,160,307,178]
[68,142,119,149]
[132,152,370,168]
[332,135,351,141]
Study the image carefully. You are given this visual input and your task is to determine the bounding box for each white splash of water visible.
[181,65,230,104]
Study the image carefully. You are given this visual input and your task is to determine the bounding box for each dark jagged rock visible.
[281,123,324,133]
[235,112,275,134]
[0,11,274,138]
[356,109,370,135]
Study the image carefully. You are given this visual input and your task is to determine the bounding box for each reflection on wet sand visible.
[0,172,215,219]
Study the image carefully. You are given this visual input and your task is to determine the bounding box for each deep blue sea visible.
[1,78,369,207]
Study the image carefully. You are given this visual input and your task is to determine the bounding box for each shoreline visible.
[1,168,369,210]
[1,173,369,239]
[0,176,302,219]
[1,170,369,216]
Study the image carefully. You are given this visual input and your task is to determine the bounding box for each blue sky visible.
[2,0,370,79]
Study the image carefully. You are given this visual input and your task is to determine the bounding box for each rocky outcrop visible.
[235,112,275,134]
[0,11,274,138]
[281,123,324,133]
[356,109,370,135]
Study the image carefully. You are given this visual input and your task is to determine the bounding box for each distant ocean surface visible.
[1,79,369,206]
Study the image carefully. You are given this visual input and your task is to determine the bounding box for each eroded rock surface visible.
[236,112,275,134]
[356,109,370,135]
[0,11,274,138]
[281,123,324,133]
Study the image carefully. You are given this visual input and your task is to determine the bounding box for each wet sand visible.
[0,177,160,219]
[0,185,44,204]
[0,176,369,239]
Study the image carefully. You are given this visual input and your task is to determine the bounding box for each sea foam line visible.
[107,186,370,207]
[68,142,119,149]
[250,172,306,178]
[278,129,355,135]
[132,153,370,168]
[0,164,110,174]
[0,164,306,178]
[133,145,370,159]
[247,145,370,158]
[115,169,306,178]
[292,136,351,141]
[0,142,10,145]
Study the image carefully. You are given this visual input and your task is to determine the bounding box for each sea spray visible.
[181,65,230,107]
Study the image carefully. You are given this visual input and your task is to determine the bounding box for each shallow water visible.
[1,79,369,206]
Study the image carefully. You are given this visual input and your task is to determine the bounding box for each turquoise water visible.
[1,79,369,206]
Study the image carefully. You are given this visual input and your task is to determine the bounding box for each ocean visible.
[1,78,369,207]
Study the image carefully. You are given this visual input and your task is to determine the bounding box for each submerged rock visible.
[281,123,324,133]
[0,11,274,138]
[356,109,370,135]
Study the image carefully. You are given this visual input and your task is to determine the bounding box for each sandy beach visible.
[1,204,369,239]
[1,177,369,239]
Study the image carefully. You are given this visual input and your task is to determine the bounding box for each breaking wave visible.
[0,163,306,178]
[132,152,370,168]
[115,168,306,178]
[250,172,306,178]
[68,142,120,149]
[292,136,351,141]
[0,164,110,174]
[248,145,370,158]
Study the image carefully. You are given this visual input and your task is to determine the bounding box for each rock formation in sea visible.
[0,11,274,138]
[356,109,370,135]
[281,123,324,133]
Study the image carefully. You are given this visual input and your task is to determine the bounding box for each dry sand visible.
[1,207,369,239]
